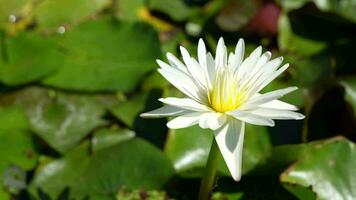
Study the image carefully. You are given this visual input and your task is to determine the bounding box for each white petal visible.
[179,46,207,89]
[250,63,290,96]
[167,112,204,129]
[198,39,207,68]
[158,68,205,102]
[228,52,235,70]
[241,87,298,110]
[166,53,189,73]
[228,110,275,126]
[198,112,226,130]
[156,59,173,71]
[240,51,272,89]
[140,106,188,118]
[159,97,210,112]
[234,38,245,69]
[259,99,298,111]
[236,46,262,79]
[214,119,245,181]
[187,57,207,89]
[215,37,227,69]
[250,108,305,120]
[180,46,191,67]
[205,52,216,88]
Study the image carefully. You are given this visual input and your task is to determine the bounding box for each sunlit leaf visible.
[32,0,110,29]
[281,137,356,200]
[0,107,37,199]
[278,0,356,23]
[0,33,64,85]
[148,0,192,22]
[43,19,161,92]
[0,87,107,153]
[164,124,272,177]
[31,137,175,199]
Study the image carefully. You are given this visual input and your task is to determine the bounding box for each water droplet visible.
[185,22,201,36]
[8,14,17,23]
[57,26,66,34]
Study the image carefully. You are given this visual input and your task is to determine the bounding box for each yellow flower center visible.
[208,67,247,113]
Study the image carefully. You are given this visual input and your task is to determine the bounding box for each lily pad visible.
[278,0,356,23]
[111,89,168,148]
[0,32,64,85]
[278,13,326,56]
[164,124,272,178]
[0,107,37,199]
[0,87,107,153]
[91,127,135,152]
[43,19,161,92]
[0,0,29,26]
[340,77,356,116]
[32,0,111,29]
[280,137,356,200]
[148,0,192,22]
[30,137,175,199]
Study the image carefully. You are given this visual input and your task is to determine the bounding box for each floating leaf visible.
[91,128,135,152]
[43,19,161,92]
[0,87,107,153]
[29,142,91,200]
[0,33,64,85]
[111,89,167,148]
[215,0,261,32]
[278,13,326,56]
[278,0,356,23]
[0,0,29,26]
[31,137,175,199]
[281,137,356,200]
[148,0,192,22]
[0,107,37,199]
[164,124,272,177]
[340,77,356,116]
[116,0,145,21]
[32,0,110,29]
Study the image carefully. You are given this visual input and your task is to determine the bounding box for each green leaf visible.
[43,19,161,92]
[91,128,135,152]
[111,89,168,148]
[29,141,91,200]
[111,92,149,127]
[0,107,37,199]
[215,0,261,32]
[148,0,192,22]
[0,107,37,170]
[340,77,356,116]
[0,33,64,85]
[116,0,145,21]
[0,87,107,153]
[164,124,272,178]
[278,13,327,56]
[32,0,110,29]
[280,137,356,200]
[278,0,356,23]
[283,53,333,89]
[83,138,175,195]
[261,79,305,108]
[31,137,175,199]
[116,188,171,200]
[0,0,28,26]
[252,143,310,175]
[212,192,243,200]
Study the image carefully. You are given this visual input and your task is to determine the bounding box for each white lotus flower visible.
[141,38,304,181]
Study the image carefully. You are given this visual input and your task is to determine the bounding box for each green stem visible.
[198,139,220,200]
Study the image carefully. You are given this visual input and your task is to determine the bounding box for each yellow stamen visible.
[208,67,247,113]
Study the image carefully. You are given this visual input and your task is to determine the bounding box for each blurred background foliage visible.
[0,0,355,199]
